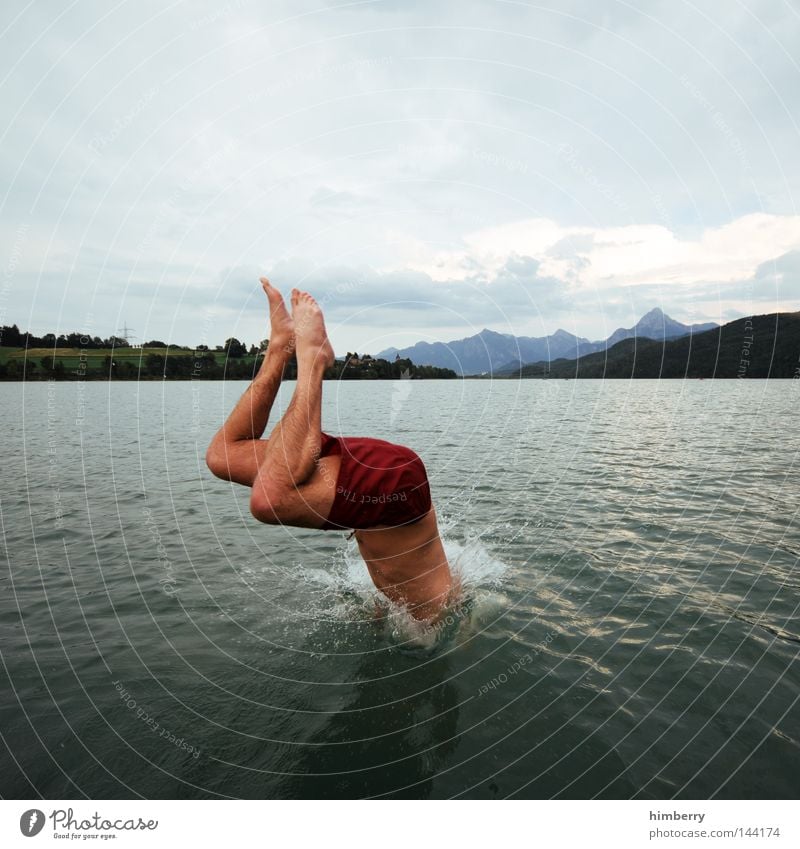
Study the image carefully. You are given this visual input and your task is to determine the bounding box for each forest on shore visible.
[0,324,458,381]
[509,312,800,379]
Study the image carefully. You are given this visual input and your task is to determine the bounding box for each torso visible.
[283,442,457,620]
[352,507,457,621]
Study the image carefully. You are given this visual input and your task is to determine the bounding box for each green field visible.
[0,346,259,369]
[0,345,457,381]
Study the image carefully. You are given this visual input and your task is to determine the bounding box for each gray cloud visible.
[1,0,798,348]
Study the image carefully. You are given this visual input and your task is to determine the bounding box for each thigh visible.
[273,453,341,529]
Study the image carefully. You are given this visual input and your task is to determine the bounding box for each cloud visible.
[1,0,798,349]
[401,213,800,293]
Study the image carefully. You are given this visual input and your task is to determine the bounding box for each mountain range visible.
[512,311,799,379]
[376,308,718,376]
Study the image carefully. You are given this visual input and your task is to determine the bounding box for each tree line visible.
[0,323,260,356]
[0,324,457,380]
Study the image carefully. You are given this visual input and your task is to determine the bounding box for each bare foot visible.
[260,277,294,357]
[290,288,335,370]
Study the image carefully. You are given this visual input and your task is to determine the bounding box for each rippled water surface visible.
[1,379,798,798]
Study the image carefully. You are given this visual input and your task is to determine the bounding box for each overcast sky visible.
[2,0,799,352]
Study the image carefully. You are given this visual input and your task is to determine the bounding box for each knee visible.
[205,444,231,481]
[249,480,286,524]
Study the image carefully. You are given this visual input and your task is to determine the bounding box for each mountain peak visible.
[376,308,718,375]
[477,327,506,339]
[636,307,673,332]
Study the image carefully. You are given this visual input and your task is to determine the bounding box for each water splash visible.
[290,516,512,654]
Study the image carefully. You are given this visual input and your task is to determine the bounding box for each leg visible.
[205,278,294,486]
[250,289,337,526]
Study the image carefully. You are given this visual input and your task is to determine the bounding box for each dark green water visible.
[1,379,798,799]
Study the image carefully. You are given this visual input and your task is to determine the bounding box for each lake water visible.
[1,378,798,799]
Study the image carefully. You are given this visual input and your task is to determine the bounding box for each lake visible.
[1,378,798,798]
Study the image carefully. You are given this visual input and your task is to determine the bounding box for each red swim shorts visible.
[317,432,432,531]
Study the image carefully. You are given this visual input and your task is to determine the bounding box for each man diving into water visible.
[205,278,458,621]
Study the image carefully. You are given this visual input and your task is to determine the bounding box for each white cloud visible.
[1,0,798,348]
[400,212,800,294]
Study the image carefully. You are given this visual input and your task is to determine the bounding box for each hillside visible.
[378,327,591,376]
[513,312,800,378]
[379,307,717,376]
